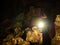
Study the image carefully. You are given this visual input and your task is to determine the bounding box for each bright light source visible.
[37,21,45,29]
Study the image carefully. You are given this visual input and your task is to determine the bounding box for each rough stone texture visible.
[51,15,60,45]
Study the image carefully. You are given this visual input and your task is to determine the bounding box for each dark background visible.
[1,0,60,23]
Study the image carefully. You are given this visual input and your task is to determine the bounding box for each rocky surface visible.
[51,15,60,45]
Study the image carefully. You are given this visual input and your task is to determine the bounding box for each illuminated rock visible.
[55,15,60,26]
[51,15,60,45]
[26,26,43,44]
[12,37,24,45]
[22,41,30,45]
[3,33,14,42]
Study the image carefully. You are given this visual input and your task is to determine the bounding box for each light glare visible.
[37,21,45,28]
